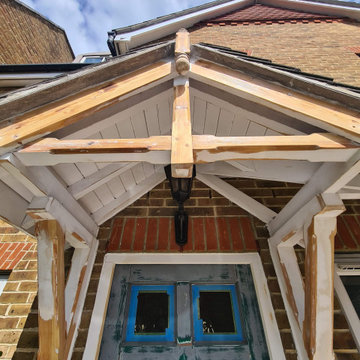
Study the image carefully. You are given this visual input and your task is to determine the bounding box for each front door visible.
[99,264,270,360]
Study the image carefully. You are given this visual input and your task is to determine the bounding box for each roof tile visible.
[207,4,340,23]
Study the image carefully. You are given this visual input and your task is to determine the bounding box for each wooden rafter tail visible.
[175,28,191,75]
[0,61,172,154]
[190,60,360,142]
[171,79,193,177]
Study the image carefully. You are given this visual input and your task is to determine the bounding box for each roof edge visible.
[0,41,174,122]
[191,44,360,111]
[110,0,253,54]
[109,0,360,55]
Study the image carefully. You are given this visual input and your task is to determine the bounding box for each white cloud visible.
[21,0,211,55]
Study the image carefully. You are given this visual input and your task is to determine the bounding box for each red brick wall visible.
[0,0,74,64]
[0,220,37,360]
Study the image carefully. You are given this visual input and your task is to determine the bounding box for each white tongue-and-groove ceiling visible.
[45,83,322,223]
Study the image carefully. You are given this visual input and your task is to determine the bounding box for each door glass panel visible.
[135,292,169,334]
[192,284,244,342]
[125,285,175,342]
[199,291,235,333]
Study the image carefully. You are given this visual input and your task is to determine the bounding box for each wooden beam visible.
[278,242,305,330]
[190,60,360,142]
[35,219,66,360]
[6,154,98,237]
[27,197,94,248]
[64,239,98,360]
[17,133,358,166]
[93,170,166,225]
[0,179,29,230]
[196,173,276,223]
[16,136,171,166]
[68,163,137,200]
[0,61,172,154]
[192,133,358,163]
[197,161,318,184]
[268,151,360,237]
[171,78,193,177]
[175,28,190,76]
[303,199,345,360]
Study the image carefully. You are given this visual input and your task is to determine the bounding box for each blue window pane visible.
[126,285,175,342]
[192,284,243,342]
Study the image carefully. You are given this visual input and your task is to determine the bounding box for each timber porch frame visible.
[0,29,359,360]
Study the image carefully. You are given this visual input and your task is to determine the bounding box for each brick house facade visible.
[0,1,74,359]
[0,0,73,64]
[0,1,360,360]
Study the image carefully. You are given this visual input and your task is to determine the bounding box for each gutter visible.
[108,0,360,56]
[109,0,253,55]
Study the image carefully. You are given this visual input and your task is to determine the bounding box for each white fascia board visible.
[114,0,253,53]
[262,0,360,21]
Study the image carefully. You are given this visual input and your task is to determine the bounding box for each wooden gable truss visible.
[0,29,360,360]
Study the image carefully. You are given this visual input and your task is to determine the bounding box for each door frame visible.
[84,253,285,360]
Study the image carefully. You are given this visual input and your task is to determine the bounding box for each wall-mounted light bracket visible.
[165,165,196,246]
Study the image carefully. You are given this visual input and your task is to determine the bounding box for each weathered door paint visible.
[99,265,269,360]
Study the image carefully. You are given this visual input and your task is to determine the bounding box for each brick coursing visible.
[153,19,360,87]
[0,220,37,360]
[189,20,360,87]
[0,0,73,64]
[11,179,355,360]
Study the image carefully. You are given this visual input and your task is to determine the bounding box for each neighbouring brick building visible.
[0,1,360,360]
[0,0,73,64]
[0,1,75,359]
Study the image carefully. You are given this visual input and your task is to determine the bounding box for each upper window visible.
[81,56,107,64]
[192,284,244,342]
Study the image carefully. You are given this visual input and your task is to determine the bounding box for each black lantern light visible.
[165,165,196,247]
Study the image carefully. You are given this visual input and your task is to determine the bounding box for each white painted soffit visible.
[114,0,253,53]
[113,0,360,54]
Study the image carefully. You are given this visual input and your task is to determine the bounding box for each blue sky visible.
[21,0,360,56]
[21,0,211,55]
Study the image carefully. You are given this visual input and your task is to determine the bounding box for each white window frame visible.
[334,261,360,351]
[83,253,285,360]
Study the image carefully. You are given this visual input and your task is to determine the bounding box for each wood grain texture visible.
[171,81,193,177]
[0,61,172,153]
[175,29,190,75]
[35,220,65,360]
[190,60,360,142]
[303,202,345,360]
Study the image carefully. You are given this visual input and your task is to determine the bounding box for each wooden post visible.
[172,79,193,177]
[35,219,66,360]
[303,197,345,360]
[175,28,190,75]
